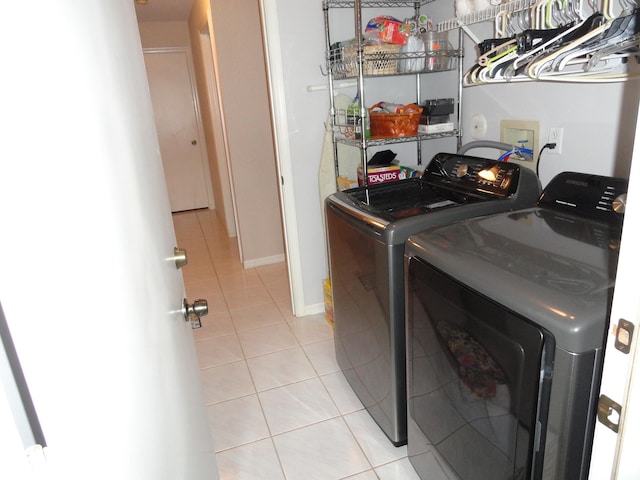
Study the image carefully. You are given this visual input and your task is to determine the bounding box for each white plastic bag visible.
[399,36,425,73]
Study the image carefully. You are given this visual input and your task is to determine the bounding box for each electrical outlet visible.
[549,127,564,155]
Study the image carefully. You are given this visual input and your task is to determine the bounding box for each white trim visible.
[194,35,220,214]
[205,9,242,255]
[588,98,640,479]
[259,0,305,316]
[243,254,286,269]
[300,303,326,317]
[196,24,237,236]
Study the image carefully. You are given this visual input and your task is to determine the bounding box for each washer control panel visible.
[424,152,521,197]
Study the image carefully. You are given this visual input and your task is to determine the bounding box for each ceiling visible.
[133,0,194,22]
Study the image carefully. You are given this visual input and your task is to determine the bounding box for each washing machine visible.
[325,152,541,445]
[405,172,627,479]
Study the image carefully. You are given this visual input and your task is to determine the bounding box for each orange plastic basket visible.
[369,103,423,138]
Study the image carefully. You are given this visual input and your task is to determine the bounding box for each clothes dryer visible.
[405,172,627,478]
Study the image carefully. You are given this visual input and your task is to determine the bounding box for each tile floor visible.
[173,209,421,480]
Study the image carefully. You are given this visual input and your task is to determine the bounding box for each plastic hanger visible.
[478,37,519,66]
[463,0,640,84]
[532,9,638,78]
[552,12,635,70]
[529,24,639,79]
[508,18,599,74]
[524,12,611,76]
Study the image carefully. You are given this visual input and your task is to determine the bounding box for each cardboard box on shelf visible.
[323,278,334,327]
[357,165,416,186]
[358,165,401,186]
[337,175,359,190]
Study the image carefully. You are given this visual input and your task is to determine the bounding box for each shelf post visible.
[457,28,464,151]
[354,0,369,187]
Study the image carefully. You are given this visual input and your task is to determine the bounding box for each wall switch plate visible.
[500,120,540,173]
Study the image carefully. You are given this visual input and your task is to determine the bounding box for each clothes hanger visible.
[526,27,605,77]
[486,2,578,80]
[547,9,638,74]
[585,32,640,70]
[549,14,631,71]
[468,1,576,83]
[509,16,601,73]
[524,12,612,77]
[477,38,519,65]
[527,14,638,79]
[463,64,482,86]
[532,0,550,29]
[464,0,640,84]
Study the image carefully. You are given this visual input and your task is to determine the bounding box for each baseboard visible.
[243,253,286,269]
[298,302,325,317]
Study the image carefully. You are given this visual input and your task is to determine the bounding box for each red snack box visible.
[357,165,401,186]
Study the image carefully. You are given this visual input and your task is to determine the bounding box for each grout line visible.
[177,210,394,480]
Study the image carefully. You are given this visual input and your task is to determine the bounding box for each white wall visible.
[449,17,639,187]
[264,0,332,313]
[208,0,285,266]
[269,0,639,313]
[188,3,238,238]
[138,21,191,48]
[156,0,285,267]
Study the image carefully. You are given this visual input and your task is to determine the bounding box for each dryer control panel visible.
[538,172,628,223]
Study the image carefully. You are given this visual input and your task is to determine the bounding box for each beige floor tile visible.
[192,312,235,341]
[246,347,317,392]
[223,285,274,311]
[207,395,270,452]
[258,377,340,435]
[215,438,285,480]
[195,334,244,369]
[200,360,255,405]
[237,323,299,358]
[230,303,286,332]
[272,417,372,480]
[171,210,419,479]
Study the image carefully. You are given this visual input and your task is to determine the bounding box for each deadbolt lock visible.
[174,247,188,269]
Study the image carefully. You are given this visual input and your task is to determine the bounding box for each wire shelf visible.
[437,0,538,31]
[328,46,461,80]
[334,129,459,147]
[323,0,434,8]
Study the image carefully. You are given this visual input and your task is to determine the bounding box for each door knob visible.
[183,298,208,329]
[173,247,188,269]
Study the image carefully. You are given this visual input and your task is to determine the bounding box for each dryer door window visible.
[407,257,553,480]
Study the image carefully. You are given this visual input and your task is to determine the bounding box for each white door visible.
[144,49,210,212]
[588,101,640,479]
[0,1,217,479]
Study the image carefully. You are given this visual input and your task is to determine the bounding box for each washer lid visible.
[328,152,540,226]
[406,206,621,353]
